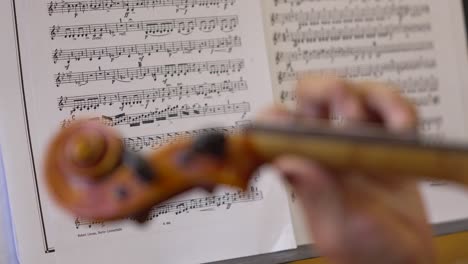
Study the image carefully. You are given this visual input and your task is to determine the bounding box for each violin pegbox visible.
[45,121,263,222]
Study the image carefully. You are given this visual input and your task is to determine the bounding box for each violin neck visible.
[245,124,468,185]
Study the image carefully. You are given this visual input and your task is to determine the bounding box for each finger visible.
[339,174,430,239]
[323,175,433,264]
[296,75,368,122]
[275,156,433,264]
[338,207,433,264]
[341,175,425,224]
[255,104,291,124]
[274,155,434,263]
[358,81,418,132]
[273,155,345,252]
[338,175,434,263]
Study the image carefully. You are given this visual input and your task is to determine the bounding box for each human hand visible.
[259,75,434,264]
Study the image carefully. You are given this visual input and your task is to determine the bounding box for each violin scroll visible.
[45,121,263,222]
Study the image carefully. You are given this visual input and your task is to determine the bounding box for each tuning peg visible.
[132,209,151,224]
[191,132,226,158]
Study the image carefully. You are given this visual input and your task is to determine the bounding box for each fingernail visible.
[275,157,344,244]
[388,108,417,132]
[283,172,300,187]
[300,102,328,119]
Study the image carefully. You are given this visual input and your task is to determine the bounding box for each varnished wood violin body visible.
[45,120,468,223]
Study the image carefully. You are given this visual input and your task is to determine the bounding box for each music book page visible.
[0,0,57,263]
[261,0,468,245]
[2,0,468,263]
[0,149,18,264]
[2,0,296,263]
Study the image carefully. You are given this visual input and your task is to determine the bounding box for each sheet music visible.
[3,0,468,262]
[4,0,296,263]
[262,0,468,245]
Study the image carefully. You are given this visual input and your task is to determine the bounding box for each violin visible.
[45,120,468,223]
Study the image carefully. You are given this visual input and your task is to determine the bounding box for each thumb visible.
[274,156,345,254]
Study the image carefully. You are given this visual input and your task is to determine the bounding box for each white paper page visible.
[261,0,468,245]
[0,3,17,263]
[3,0,296,263]
[0,0,56,263]
[0,147,19,264]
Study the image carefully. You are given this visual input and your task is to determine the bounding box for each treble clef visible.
[58,96,65,111]
[55,73,62,87]
[48,1,54,16]
[53,49,59,64]
[50,25,57,40]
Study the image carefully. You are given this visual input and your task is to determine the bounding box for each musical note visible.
[50,15,239,40]
[123,121,250,152]
[273,0,344,7]
[279,90,295,103]
[53,35,242,67]
[48,0,237,17]
[280,76,440,104]
[275,42,434,64]
[61,102,251,128]
[392,75,439,96]
[407,94,440,107]
[22,0,303,255]
[420,116,444,133]
[54,59,245,86]
[266,0,443,127]
[273,23,432,47]
[74,186,263,229]
[271,4,430,27]
[57,79,248,113]
[390,76,440,107]
[277,58,437,84]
